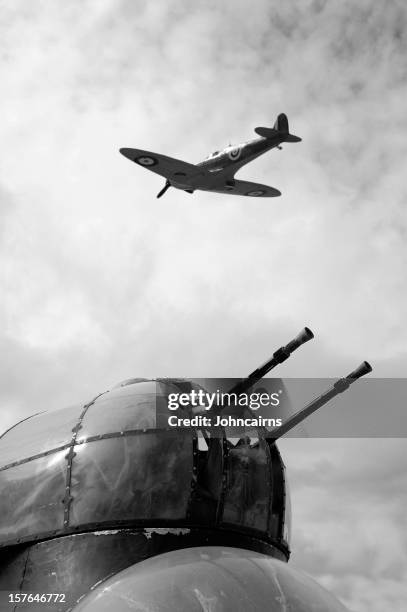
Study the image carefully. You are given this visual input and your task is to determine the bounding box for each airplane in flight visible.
[119,113,301,199]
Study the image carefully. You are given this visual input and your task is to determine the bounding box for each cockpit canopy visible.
[204,150,221,160]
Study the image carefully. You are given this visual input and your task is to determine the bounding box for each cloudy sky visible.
[1,1,407,610]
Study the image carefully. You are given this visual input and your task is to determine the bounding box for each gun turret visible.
[269,360,373,441]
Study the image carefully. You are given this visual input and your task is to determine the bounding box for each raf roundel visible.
[135,155,158,166]
[228,146,241,161]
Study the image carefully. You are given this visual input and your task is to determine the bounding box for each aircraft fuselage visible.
[197,135,283,175]
[167,135,284,194]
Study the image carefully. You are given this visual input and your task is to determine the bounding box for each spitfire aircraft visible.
[120,113,301,198]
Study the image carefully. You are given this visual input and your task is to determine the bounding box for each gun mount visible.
[0,330,372,611]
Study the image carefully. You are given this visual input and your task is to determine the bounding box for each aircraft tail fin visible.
[273,113,289,133]
[255,113,301,142]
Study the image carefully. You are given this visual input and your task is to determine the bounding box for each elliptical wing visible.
[120,148,209,184]
[205,179,281,198]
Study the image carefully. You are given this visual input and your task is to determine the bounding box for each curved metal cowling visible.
[72,547,349,612]
[0,379,290,559]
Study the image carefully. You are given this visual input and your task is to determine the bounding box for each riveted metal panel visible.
[79,382,159,440]
[0,450,66,543]
[69,433,194,526]
[0,406,83,469]
[0,531,288,611]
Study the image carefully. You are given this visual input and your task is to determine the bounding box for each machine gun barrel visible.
[269,360,373,441]
[228,326,314,396]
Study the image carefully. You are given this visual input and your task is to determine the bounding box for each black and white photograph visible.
[1,2,406,611]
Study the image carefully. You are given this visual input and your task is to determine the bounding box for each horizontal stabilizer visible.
[284,134,302,142]
[255,113,301,142]
[255,126,301,142]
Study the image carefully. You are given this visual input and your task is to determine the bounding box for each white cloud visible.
[281,438,407,611]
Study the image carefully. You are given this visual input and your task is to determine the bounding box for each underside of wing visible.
[120,148,209,185]
[205,179,281,198]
